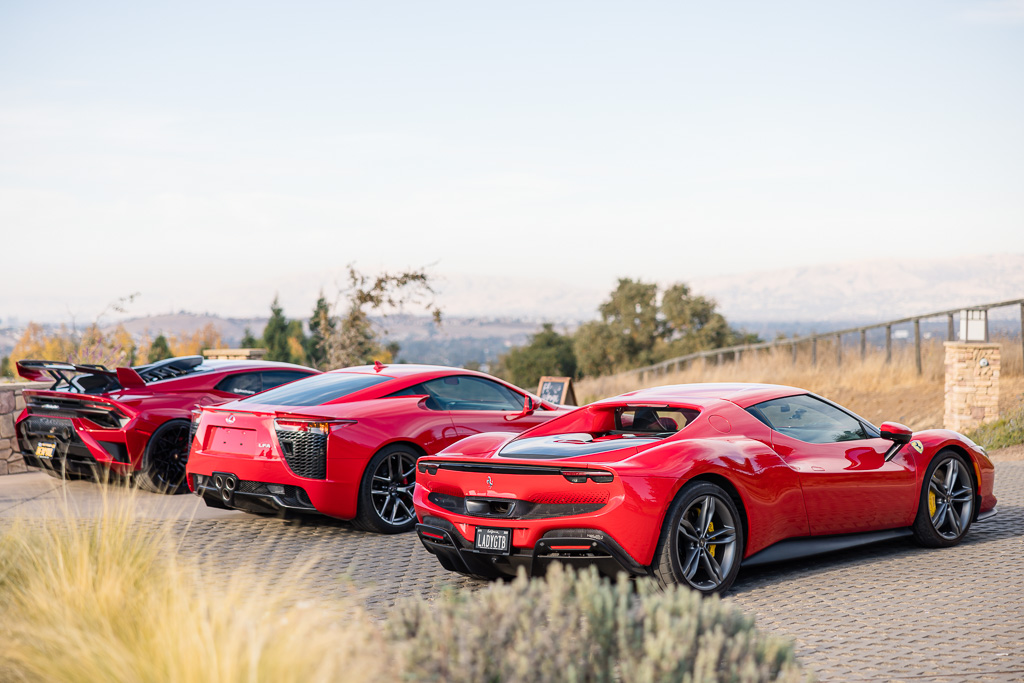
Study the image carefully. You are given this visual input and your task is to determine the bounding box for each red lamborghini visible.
[15,357,318,492]
[185,364,568,533]
[413,383,997,593]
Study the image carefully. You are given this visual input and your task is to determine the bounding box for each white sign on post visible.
[958,310,987,342]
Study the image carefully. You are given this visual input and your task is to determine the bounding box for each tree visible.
[573,278,661,376]
[0,356,11,378]
[167,323,223,357]
[573,320,630,378]
[9,322,76,368]
[597,279,661,360]
[239,327,259,348]
[573,278,758,377]
[262,297,291,363]
[74,323,136,367]
[321,266,441,369]
[306,293,335,369]
[285,319,308,366]
[496,324,577,390]
[260,297,307,365]
[148,335,173,363]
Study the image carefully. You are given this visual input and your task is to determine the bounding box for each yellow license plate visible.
[35,442,56,458]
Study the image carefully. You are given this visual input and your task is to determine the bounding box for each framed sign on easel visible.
[537,376,577,406]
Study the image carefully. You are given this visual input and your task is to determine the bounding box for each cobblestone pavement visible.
[1,462,1022,682]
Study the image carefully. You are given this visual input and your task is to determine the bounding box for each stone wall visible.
[0,382,50,475]
[943,342,1000,432]
[202,348,267,360]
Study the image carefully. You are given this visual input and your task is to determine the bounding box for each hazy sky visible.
[1,1,1022,322]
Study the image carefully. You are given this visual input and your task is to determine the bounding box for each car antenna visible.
[374,360,386,373]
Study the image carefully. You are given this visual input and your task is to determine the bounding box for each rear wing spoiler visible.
[16,355,203,392]
[16,360,115,384]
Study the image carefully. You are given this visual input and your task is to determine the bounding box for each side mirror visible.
[879,421,912,461]
[505,396,537,421]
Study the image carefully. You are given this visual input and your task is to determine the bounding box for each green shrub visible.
[967,402,1024,450]
[388,564,804,683]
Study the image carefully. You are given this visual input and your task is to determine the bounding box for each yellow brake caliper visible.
[708,520,715,558]
[928,490,937,517]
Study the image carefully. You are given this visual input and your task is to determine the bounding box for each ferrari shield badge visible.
[910,440,924,454]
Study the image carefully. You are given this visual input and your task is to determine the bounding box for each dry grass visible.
[577,337,1024,431]
[0,491,385,683]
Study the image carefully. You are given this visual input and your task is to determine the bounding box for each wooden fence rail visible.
[628,298,1024,381]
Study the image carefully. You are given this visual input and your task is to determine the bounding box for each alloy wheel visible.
[370,451,417,527]
[928,457,974,540]
[676,494,739,591]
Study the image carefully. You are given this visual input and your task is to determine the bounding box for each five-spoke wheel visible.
[913,450,974,547]
[654,481,744,594]
[354,444,419,533]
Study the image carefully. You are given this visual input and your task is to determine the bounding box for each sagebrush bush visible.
[388,564,804,683]
[967,401,1024,450]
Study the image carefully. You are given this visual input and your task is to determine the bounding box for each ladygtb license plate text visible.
[474,527,510,554]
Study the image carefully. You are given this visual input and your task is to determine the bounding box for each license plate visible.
[474,527,511,555]
[209,427,256,456]
[35,442,56,458]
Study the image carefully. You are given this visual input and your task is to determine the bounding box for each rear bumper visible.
[976,506,997,522]
[416,516,649,579]
[186,450,362,519]
[16,414,134,476]
[191,473,318,514]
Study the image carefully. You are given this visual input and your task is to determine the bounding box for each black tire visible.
[135,420,191,494]
[652,480,744,595]
[352,444,419,534]
[912,450,975,548]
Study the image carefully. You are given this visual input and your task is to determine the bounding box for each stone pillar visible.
[943,343,1000,432]
[0,381,51,475]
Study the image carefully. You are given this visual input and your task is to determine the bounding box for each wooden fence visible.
[630,298,1024,381]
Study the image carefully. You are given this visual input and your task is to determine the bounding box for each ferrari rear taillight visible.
[560,470,614,484]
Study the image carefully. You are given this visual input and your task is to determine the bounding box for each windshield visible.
[239,372,391,407]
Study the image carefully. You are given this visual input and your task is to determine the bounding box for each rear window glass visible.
[239,372,390,406]
[215,372,263,396]
[615,407,698,434]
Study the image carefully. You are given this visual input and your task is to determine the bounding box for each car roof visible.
[600,383,806,409]
[199,360,316,373]
[325,364,483,379]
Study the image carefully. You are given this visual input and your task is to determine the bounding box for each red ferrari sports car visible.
[185,364,568,533]
[15,356,318,493]
[413,383,997,593]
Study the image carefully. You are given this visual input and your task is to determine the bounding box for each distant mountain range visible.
[2,254,1020,361]
[692,253,1024,324]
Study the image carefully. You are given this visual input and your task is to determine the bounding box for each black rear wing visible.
[16,356,205,394]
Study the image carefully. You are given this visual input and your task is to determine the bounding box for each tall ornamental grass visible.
[0,493,383,683]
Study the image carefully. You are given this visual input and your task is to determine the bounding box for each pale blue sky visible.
[1,1,1022,321]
